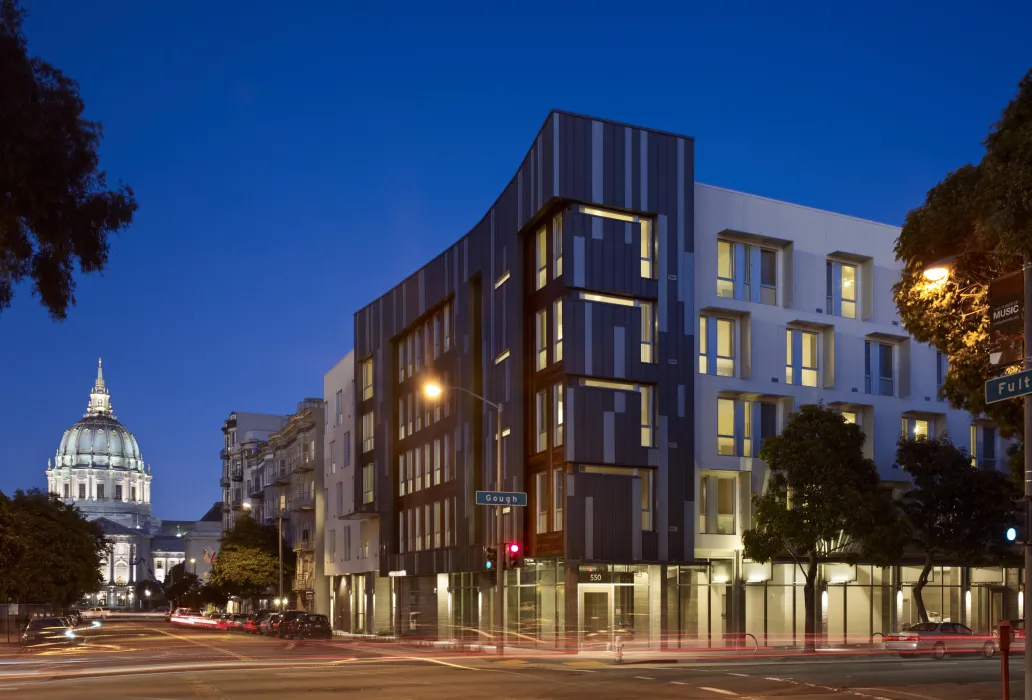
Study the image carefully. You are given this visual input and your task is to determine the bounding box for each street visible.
[0,621,1021,699]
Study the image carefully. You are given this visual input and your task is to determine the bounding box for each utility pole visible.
[1023,257,1031,700]
[495,404,504,656]
[278,514,285,607]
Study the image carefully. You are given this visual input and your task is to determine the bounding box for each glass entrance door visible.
[579,585,614,648]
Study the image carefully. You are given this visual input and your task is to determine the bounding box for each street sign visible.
[985,368,1032,404]
[475,490,527,507]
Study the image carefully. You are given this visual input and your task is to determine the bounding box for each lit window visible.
[904,417,932,440]
[433,439,441,485]
[640,219,654,278]
[398,343,405,384]
[579,291,636,306]
[444,434,451,482]
[579,205,635,222]
[971,424,997,470]
[826,261,858,319]
[433,312,442,359]
[535,390,547,452]
[362,463,374,504]
[398,454,405,496]
[407,335,414,378]
[424,507,431,550]
[434,501,441,548]
[553,298,563,363]
[717,398,735,455]
[553,468,564,531]
[536,309,547,371]
[414,506,422,552]
[424,444,431,489]
[553,214,563,279]
[640,385,654,447]
[494,271,510,289]
[553,383,564,446]
[335,389,343,425]
[444,499,451,547]
[361,359,373,401]
[536,472,548,533]
[406,450,414,494]
[361,412,374,453]
[414,448,422,492]
[842,411,857,425]
[640,469,653,531]
[495,349,510,365]
[759,249,777,305]
[580,377,637,391]
[536,227,547,290]
[641,302,655,363]
[786,329,819,387]
[398,399,405,440]
[717,240,734,298]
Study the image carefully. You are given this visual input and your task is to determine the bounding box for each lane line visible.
[634,676,655,680]
[155,629,249,661]
[727,672,749,677]
[399,656,479,671]
[670,681,687,685]
[699,688,738,696]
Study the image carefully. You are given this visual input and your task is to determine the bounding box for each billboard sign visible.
[989,270,1024,369]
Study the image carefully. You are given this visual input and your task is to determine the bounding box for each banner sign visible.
[989,270,1024,369]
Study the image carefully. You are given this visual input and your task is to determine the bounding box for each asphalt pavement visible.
[0,620,1022,699]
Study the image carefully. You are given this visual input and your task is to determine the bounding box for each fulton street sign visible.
[985,369,1032,404]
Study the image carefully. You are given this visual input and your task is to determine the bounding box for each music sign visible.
[989,270,1025,369]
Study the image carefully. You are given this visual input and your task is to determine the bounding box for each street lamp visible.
[922,253,1032,700]
[190,557,196,575]
[423,379,506,655]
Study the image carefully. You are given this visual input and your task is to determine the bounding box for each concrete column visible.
[564,560,578,653]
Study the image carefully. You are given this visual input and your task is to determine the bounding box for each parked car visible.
[281,613,332,640]
[242,614,262,634]
[81,607,111,620]
[21,617,79,646]
[276,611,306,638]
[215,613,233,631]
[259,613,281,636]
[885,622,994,659]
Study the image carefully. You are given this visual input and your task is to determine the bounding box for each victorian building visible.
[46,360,220,608]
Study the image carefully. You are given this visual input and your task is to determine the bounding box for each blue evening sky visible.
[2,1,1029,519]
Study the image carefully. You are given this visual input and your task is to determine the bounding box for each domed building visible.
[45,360,222,609]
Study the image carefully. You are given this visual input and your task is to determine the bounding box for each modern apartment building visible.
[339,110,1017,649]
[220,412,288,532]
[324,352,391,633]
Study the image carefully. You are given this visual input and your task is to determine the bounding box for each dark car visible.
[21,617,78,646]
[276,611,306,638]
[282,613,332,640]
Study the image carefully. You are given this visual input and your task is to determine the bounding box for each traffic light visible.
[1006,498,1030,545]
[485,546,497,570]
[505,542,524,569]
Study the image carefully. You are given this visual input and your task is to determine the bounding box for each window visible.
[361,412,374,452]
[330,440,336,475]
[361,359,373,401]
[343,432,351,467]
[78,483,85,499]
[434,439,441,485]
[971,425,998,470]
[398,454,406,496]
[699,316,735,376]
[97,484,105,500]
[443,434,452,481]
[535,227,547,290]
[407,394,413,435]
[640,385,654,447]
[424,443,431,489]
[336,389,343,425]
[444,302,452,352]
[553,298,563,363]
[786,329,819,387]
[444,498,452,547]
[826,261,857,318]
[336,482,344,512]
[536,309,547,370]
[640,302,655,363]
[495,271,511,289]
[414,448,422,492]
[536,472,548,533]
[640,219,654,279]
[329,529,336,556]
[535,390,547,452]
[424,506,431,550]
[700,476,736,535]
[62,483,69,498]
[406,450,414,495]
[113,484,121,501]
[408,510,415,552]
[717,240,734,298]
[717,398,735,455]
[865,341,894,396]
[903,417,933,440]
[398,343,405,383]
[553,469,564,530]
[434,312,442,358]
[434,501,442,548]
[362,464,374,503]
[842,411,857,425]
[407,335,414,377]
[717,240,777,305]
[495,349,510,365]
[553,384,564,446]
[414,506,422,552]
[936,352,948,399]
[415,394,422,432]
[553,214,563,279]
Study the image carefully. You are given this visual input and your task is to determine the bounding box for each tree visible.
[163,562,201,608]
[210,516,292,607]
[0,0,137,319]
[743,405,906,652]
[895,435,1018,622]
[0,489,106,606]
[894,69,1032,484]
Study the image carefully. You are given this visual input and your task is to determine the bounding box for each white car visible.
[81,607,111,620]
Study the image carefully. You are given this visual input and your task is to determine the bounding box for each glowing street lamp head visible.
[424,382,443,399]
[242,501,252,510]
[922,266,950,283]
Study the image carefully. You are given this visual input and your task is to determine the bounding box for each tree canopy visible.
[743,404,905,651]
[895,435,1018,622]
[208,516,291,606]
[0,489,106,606]
[894,69,1032,482]
[0,0,137,319]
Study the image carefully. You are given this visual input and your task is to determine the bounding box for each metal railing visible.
[231,466,243,481]
[291,493,314,511]
[292,573,313,590]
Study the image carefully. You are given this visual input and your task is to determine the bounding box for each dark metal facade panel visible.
[565,472,635,561]
[354,111,695,575]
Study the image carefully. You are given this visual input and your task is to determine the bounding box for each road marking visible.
[634,676,655,680]
[400,656,478,671]
[699,688,738,696]
[764,677,787,682]
[670,681,687,685]
[727,672,749,677]
[493,659,527,665]
[564,661,606,667]
[155,629,249,661]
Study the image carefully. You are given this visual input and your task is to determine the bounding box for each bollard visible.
[1000,620,1012,700]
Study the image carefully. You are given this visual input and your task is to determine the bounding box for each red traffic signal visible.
[505,542,523,568]
[508,543,520,554]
